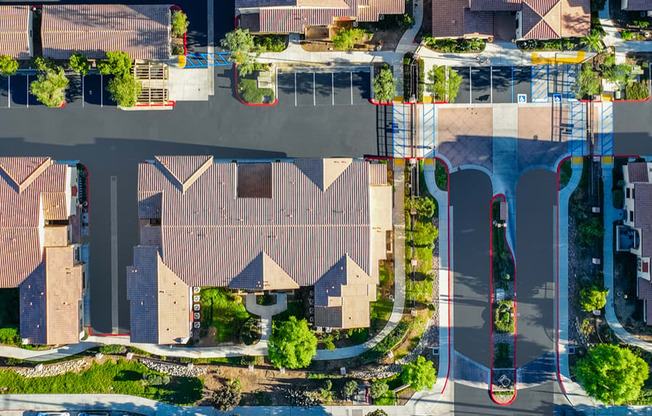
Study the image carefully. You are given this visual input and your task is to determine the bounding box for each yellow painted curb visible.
[178,55,186,68]
[531,51,586,65]
[395,159,405,165]
[603,156,613,164]
[395,96,404,103]
[424,159,434,165]
[572,156,584,164]
[424,96,434,104]
[602,94,613,101]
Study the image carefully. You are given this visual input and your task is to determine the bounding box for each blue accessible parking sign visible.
[517,94,527,104]
[553,93,562,103]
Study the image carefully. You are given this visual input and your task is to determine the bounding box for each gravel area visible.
[139,358,208,377]
[12,359,88,378]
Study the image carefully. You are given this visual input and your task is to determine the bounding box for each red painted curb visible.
[234,63,278,107]
[134,101,176,108]
[170,5,188,56]
[88,327,129,337]
[235,14,240,29]
[82,164,90,236]
[435,157,452,395]
[489,193,517,406]
[369,99,448,105]
[613,95,651,103]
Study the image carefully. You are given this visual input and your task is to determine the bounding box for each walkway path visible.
[602,163,652,354]
[245,293,288,342]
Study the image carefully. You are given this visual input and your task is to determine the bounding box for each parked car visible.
[37,413,70,416]
[78,413,110,416]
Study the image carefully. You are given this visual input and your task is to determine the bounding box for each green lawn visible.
[238,76,275,104]
[201,288,251,343]
[374,390,396,405]
[0,359,203,405]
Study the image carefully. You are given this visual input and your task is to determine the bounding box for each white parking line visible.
[7,76,10,108]
[490,66,493,104]
[350,72,353,105]
[469,67,472,103]
[100,74,104,107]
[26,75,29,108]
[313,72,316,106]
[294,72,297,107]
[331,73,334,106]
[82,75,85,108]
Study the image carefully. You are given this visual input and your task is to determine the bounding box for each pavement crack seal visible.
[489,193,517,405]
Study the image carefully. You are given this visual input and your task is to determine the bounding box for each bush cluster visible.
[423,37,485,53]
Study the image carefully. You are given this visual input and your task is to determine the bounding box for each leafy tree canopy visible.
[107,73,142,107]
[406,196,436,219]
[427,65,462,103]
[268,316,317,369]
[332,28,366,51]
[366,410,388,416]
[0,55,18,76]
[410,220,439,247]
[213,378,242,411]
[576,344,649,405]
[98,51,133,77]
[372,64,396,103]
[370,380,388,399]
[172,11,190,37]
[220,29,260,76]
[69,52,90,76]
[30,67,69,107]
[401,356,437,391]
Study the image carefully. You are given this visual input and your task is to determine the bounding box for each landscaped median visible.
[490,194,516,405]
[235,63,276,106]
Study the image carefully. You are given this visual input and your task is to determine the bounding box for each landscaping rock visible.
[139,358,207,377]
[14,359,88,378]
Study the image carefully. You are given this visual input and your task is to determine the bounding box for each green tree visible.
[98,51,132,77]
[401,356,437,391]
[578,217,604,246]
[171,11,189,37]
[106,73,142,107]
[30,67,69,107]
[582,30,604,52]
[427,65,462,103]
[319,380,334,404]
[332,28,366,51]
[575,344,649,405]
[0,55,18,76]
[68,52,90,76]
[268,316,317,369]
[604,63,634,87]
[372,64,396,103]
[213,379,242,411]
[572,63,602,100]
[370,380,388,399]
[366,411,388,416]
[406,196,436,219]
[410,220,439,247]
[221,28,260,76]
[626,80,650,100]
[579,284,609,312]
[342,380,358,398]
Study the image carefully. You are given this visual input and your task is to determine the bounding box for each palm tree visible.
[582,31,604,52]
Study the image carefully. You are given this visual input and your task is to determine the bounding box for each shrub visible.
[172,44,185,55]
[99,345,127,355]
[405,196,436,219]
[238,76,274,104]
[371,380,388,399]
[428,65,462,103]
[0,327,20,345]
[106,74,142,107]
[319,380,334,403]
[493,343,512,369]
[171,11,189,37]
[621,30,634,40]
[435,160,448,190]
[213,379,242,411]
[613,188,624,208]
[68,52,89,76]
[572,63,602,99]
[626,81,650,100]
[332,28,366,51]
[579,284,609,312]
[578,217,604,246]
[143,373,171,386]
[366,411,388,416]
[342,380,358,398]
[323,334,336,350]
[494,301,515,333]
[409,220,438,247]
[30,67,69,107]
[285,388,320,406]
[0,55,19,76]
[253,35,287,52]
[417,58,424,103]
[580,318,595,336]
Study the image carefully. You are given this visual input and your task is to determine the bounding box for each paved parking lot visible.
[452,66,533,104]
[277,68,370,106]
[0,75,117,108]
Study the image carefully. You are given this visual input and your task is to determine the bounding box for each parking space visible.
[277,68,371,106]
[455,67,471,104]
[0,76,8,108]
[9,75,28,107]
[471,67,491,103]
[491,67,512,103]
[66,73,83,108]
[513,66,532,103]
[84,75,103,106]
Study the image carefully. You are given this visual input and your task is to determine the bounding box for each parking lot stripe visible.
[469,67,472,103]
[7,76,10,108]
[331,73,334,106]
[313,72,316,106]
[350,72,353,105]
[26,75,29,108]
[101,74,104,107]
[294,72,297,107]
[511,67,514,103]
[490,66,493,104]
[82,75,85,108]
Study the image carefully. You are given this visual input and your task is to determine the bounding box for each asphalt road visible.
[450,169,493,368]
[515,169,557,371]
[454,381,564,415]
[450,66,533,104]
[0,67,378,333]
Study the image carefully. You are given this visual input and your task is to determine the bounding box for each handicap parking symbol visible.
[553,93,562,103]
[517,94,527,104]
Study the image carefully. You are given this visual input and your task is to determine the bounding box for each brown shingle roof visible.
[41,4,171,60]
[470,0,521,10]
[638,277,652,325]
[622,0,652,10]
[628,162,649,183]
[229,252,300,291]
[634,183,652,258]
[44,246,83,345]
[0,6,30,59]
[560,0,590,37]
[432,0,468,37]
